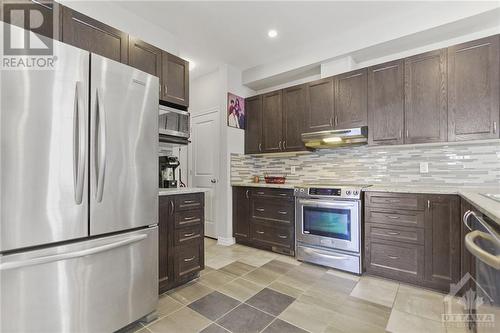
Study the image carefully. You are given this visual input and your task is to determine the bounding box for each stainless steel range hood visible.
[301,126,368,149]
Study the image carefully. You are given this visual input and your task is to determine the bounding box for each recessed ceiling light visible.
[268,29,278,38]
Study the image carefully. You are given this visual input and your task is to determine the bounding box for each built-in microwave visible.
[159,105,190,145]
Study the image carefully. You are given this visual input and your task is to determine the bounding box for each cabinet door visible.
[404,49,447,143]
[305,78,335,132]
[262,90,283,153]
[61,7,128,63]
[245,95,263,154]
[448,36,500,141]
[158,196,172,292]
[283,84,306,152]
[233,187,250,241]
[334,69,367,129]
[424,195,461,291]
[128,36,162,77]
[2,0,61,40]
[161,52,189,107]
[368,60,404,145]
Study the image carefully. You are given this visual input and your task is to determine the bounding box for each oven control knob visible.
[353,190,359,196]
[300,188,305,192]
[346,190,351,195]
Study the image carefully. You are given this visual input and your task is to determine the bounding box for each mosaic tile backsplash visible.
[231,141,500,187]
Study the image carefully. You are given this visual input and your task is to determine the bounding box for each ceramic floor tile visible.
[147,307,211,333]
[268,281,304,299]
[394,284,445,321]
[156,294,184,317]
[308,271,358,295]
[325,312,387,333]
[325,268,360,282]
[333,296,392,329]
[219,261,256,277]
[188,291,241,321]
[205,256,237,269]
[386,309,446,333]
[298,289,348,311]
[350,275,399,307]
[275,265,325,291]
[278,299,336,333]
[116,321,145,333]
[273,254,301,266]
[262,318,309,333]
[200,266,215,276]
[199,323,230,333]
[168,281,214,305]
[245,288,295,316]
[217,277,265,302]
[217,303,275,333]
[242,267,281,286]
[238,252,276,267]
[198,270,237,289]
[261,259,297,275]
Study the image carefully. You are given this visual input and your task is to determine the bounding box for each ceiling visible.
[116,1,500,80]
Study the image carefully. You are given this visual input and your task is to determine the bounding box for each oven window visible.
[303,206,351,240]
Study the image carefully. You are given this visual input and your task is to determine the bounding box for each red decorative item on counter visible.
[264,174,286,184]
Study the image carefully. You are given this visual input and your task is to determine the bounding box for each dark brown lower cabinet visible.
[159,193,204,294]
[232,187,295,256]
[365,192,461,293]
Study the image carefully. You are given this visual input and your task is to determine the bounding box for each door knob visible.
[210,179,217,184]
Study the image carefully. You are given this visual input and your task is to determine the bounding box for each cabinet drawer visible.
[366,239,424,282]
[174,225,203,246]
[251,188,293,199]
[251,199,294,225]
[175,210,203,229]
[174,241,203,279]
[365,192,425,210]
[365,207,425,228]
[366,223,424,245]
[174,193,204,211]
[251,224,293,249]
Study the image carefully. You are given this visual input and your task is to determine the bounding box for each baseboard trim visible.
[217,236,235,246]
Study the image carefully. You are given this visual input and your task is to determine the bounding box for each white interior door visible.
[189,111,219,238]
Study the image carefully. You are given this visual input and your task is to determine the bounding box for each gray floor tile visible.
[245,288,295,316]
[199,323,231,333]
[217,303,275,333]
[188,291,241,321]
[262,319,309,333]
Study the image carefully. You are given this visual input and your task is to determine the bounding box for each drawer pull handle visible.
[257,192,265,195]
[235,232,248,237]
[183,232,195,237]
[278,211,287,215]
[388,255,399,260]
[183,200,196,204]
[387,231,400,235]
[279,193,288,197]
[184,256,196,262]
[184,216,197,221]
[256,208,265,212]
[256,231,265,234]
[278,235,288,239]
[387,216,400,219]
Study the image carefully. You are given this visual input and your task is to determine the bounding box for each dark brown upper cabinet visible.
[404,49,447,144]
[305,77,335,132]
[424,195,461,291]
[61,6,128,64]
[161,53,189,107]
[334,69,367,129]
[448,36,500,141]
[368,60,405,146]
[245,95,263,154]
[261,90,283,153]
[2,0,61,40]
[282,84,306,152]
[128,36,162,77]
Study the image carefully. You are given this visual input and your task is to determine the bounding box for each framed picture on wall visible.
[227,92,245,129]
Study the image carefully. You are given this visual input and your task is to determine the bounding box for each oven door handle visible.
[465,230,500,270]
[298,199,357,208]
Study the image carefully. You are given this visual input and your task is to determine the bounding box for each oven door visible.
[296,198,360,253]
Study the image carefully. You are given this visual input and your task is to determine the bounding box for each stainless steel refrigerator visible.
[0,25,159,333]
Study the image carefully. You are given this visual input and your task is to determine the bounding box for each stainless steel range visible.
[295,184,370,274]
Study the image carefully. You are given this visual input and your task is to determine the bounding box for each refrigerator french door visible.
[1,24,159,333]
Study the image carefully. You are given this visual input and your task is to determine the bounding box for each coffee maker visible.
[159,156,180,188]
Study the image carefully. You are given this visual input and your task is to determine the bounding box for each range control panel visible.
[294,185,365,200]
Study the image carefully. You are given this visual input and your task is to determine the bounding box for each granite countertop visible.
[231,182,297,189]
[159,187,209,196]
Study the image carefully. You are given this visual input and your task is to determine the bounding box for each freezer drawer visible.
[0,227,158,333]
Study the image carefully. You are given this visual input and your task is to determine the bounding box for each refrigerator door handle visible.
[73,81,86,205]
[95,88,107,203]
[0,234,147,271]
